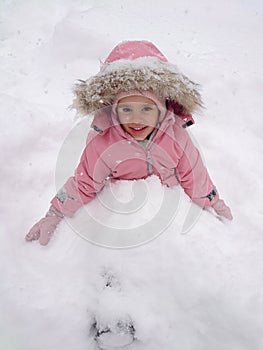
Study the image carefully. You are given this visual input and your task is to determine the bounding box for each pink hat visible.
[104,40,168,63]
[73,40,202,116]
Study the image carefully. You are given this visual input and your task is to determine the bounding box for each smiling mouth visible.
[130,126,148,132]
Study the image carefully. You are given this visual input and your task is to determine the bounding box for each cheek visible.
[149,114,159,127]
[117,113,129,124]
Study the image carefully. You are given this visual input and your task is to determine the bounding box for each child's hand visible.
[25,206,63,245]
[212,199,233,220]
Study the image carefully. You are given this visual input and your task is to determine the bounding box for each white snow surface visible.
[1,0,263,349]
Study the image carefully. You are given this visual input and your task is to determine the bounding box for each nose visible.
[129,111,145,124]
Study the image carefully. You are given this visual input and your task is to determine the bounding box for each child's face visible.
[116,96,159,140]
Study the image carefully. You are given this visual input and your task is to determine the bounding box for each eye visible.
[119,107,132,113]
[143,106,154,112]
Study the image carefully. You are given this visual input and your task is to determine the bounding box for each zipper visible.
[146,149,153,175]
[144,129,157,176]
[128,137,154,176]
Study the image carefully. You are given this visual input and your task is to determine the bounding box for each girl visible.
[26,40,233,246]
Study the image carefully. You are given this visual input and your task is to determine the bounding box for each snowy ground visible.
[1,0,263,349]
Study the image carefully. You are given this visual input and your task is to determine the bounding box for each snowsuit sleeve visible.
[174,125,219,207]
[51,131,111,217]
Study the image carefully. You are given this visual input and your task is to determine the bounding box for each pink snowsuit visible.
[51,107,219,217]
[25,40,232,247]
[51,41,220,217]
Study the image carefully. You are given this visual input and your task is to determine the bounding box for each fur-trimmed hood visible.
[72,41,203,116]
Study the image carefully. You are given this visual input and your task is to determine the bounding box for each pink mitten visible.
[212,199,233,220]
[25,206,64,245]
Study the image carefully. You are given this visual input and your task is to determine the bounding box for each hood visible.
[73,40,203,116]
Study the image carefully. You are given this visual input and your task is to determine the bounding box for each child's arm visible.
[51,136,111,217]
[25,136,111,245]
[175,128,232,220]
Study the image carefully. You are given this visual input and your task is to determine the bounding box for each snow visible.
[1,0,263,349]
